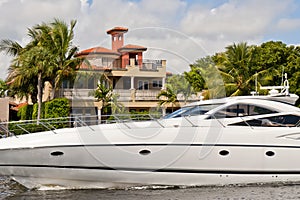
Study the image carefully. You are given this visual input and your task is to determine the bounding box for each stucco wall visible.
[0,98,9,122]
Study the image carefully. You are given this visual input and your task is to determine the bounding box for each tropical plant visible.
[212,42,255,96]
[166,74,194,104]
[157,84,178,112]
[93,82,123,115]
[185,56,226,99]
[37,19,84,97]
[0,79,8,97]
[184,56,213,93]
[0,18,82,122]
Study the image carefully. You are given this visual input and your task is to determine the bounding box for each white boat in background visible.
[0,79,300,189]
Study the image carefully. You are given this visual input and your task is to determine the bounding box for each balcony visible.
[135,90,161,100]
[60,88,162,102]
[59,89,95,100]
[114,89,161,101]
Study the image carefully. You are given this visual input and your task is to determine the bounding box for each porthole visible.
[265,151,275,157]
[139,149,151,156]
[50,151,64,156]
[219,150,229,156]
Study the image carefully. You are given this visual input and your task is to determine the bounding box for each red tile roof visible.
[76,47,120,57]
[118,44,147,52]
[107,27,128,34]
[11,102,28,111]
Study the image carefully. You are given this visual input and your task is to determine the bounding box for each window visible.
[88,78,95,89]
[62,80,69,88]
[229,115,300,127]
[123,77,131,89]
[212,104,276,119]
[164,104,223,119]
[144,81,149,90]
[138,81,143,90]
[138,80,149,90]
[152,80,163,88]
[75,76,85,89]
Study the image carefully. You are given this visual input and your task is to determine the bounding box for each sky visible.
[0,0,300,79]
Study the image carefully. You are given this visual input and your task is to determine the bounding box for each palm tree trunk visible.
[37,72,42,124]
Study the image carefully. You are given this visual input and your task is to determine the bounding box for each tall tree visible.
[0,79,8,97]
[0,19,81,121]
[250,41,290,87]
[213,42,254,96]
[184,56,212,92]
[41,19,83,96]
[166,74,194,104]
[0,39,38,102]
[185,56,225,99]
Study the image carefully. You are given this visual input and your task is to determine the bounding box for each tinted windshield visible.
[164,104,222,119]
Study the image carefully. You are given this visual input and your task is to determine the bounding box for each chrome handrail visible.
[0,113,162,137]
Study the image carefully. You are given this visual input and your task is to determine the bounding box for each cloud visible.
[0,0,83,79]
[277,18,300,30]
[0,0,300,79]
[180,0,292,41]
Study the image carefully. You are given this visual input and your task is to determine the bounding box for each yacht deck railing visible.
[0,114,162,137]
[1,113,299,138]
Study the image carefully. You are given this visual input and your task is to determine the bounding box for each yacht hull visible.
[5,167,300,189]
[0,124,300,189]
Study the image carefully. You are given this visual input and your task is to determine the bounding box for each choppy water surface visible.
[2,177,300,200]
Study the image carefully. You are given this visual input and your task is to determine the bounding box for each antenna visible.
[281,66,284,86]
[255,72,257,94]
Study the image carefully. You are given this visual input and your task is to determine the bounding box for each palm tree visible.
[0,39,37,101]
[157,84,178,114]
[18,45,54,121]
[214,42,255,96]
[93,82,123,122]
[0,19,81,122]
[41,19,83,97]
[166,74,194,104]
[0,79,8,97]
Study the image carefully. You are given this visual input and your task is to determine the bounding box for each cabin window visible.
[228,114,300,127]
[164,104,222,119]
[212,104,277,119]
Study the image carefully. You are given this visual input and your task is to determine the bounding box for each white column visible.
[161,77,166,90]
[130,76,135,89]
[98,109,102,124]
[162,107,166,117]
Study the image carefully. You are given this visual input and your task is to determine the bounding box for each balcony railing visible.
[59,89,94,100]
[60,88,162,101]
[122,59,163,71]
[135,90,161,100]
[113,89,132,101]
[114,89,161,101]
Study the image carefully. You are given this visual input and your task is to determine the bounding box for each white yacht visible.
[0,84,300,189]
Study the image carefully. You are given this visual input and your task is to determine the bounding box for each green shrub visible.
[45,98,70,119]
[17,104,33,120]
[32,102,45,119]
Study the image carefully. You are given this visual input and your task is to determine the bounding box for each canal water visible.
[1,177,300,200]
